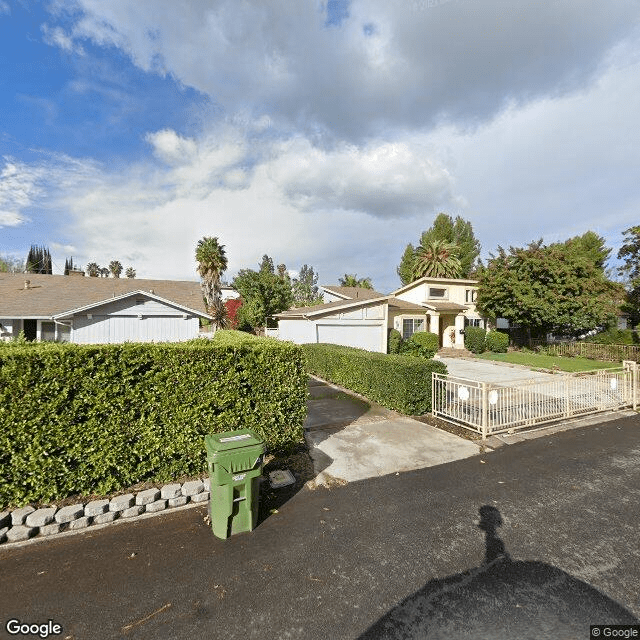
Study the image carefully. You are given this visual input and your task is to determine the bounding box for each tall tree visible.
[413,239,462,279]
[125,267,136,279]
[617,226,640,324]
[397,213,480,284]
[85,262,99,277]
[99,267,110,278]
[338,274,374,289]
[564,231,611,272]
[109,260,123,278]
[397,244,415,286]
[259,254,275,274]
[478,240,622,338]
[292,264,324,306]
[195,236,229,329]
[25,245,52,274]
[232,259,293,330]
[0,255,25,273]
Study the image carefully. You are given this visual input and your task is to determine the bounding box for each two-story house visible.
[274,277,488,353]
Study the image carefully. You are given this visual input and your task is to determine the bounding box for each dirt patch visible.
[412,414,483,442]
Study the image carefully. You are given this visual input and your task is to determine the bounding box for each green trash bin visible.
[204,428,265,539]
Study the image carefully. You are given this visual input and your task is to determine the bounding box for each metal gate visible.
[432,361,639,439]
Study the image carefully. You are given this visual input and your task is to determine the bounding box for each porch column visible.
[454,314,465,349]
[429,313,440,336]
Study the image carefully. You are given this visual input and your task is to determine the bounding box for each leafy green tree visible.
[195,236,228,329]
[232,258,293,330]
[477,240,622,338]
[338,274,374,289]
[564,231,611,271]
[85,262,100,277]
[397,243,415,286]
[617,225,640,324]
[125,267,136,279]
[413,239,462,279]
[292,264,324,306]
[0,255,25,273]
[109,260,123,278]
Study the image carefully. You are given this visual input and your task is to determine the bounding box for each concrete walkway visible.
[304,377,481,485]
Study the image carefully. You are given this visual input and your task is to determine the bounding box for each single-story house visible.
[274,277,488,353]
[0,273,214,343]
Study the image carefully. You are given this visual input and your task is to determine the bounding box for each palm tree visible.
[125,267,136,279]
[109,260,123,278]
[195,236,228,329]
[339,274,374,289]
[413,239,462,279]
[99,267,110,278]
[85,262,99,277]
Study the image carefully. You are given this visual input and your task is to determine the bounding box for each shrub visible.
[0,333,306,509]
[405,331,439,358]
[302,343,447,415]
[387,328,402,354]
[584,328,637,345]
[485,330,509,353]
[464,326,486,353]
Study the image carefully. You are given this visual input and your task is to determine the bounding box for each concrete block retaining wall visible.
[0,477,211,546]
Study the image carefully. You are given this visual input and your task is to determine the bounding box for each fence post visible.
[564,374,570,418]
[481,382,488,440]
[634,363,638,412]
[432,372,435,416]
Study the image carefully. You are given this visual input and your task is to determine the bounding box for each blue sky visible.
[1,0,640,292]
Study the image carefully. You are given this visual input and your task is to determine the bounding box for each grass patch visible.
[477,351,621,372]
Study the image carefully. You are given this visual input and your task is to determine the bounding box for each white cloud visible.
[0,159,46,227]
[41,24,85,55]
[145,129,197,166]
[0,2,10,16]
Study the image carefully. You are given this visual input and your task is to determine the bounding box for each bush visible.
[387,328,402,354]
[464,326,487,353]
[405,331,439,358]
[0,332,306,509]
[584,328,637,345]
[485,330,509,353]
[302,343,447,416]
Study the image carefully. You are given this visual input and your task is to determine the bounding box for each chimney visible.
[24,280,30,290]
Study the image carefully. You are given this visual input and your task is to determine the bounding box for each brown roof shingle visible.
[0,274,209,318]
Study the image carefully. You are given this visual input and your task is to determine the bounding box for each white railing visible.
[432,361,638,439]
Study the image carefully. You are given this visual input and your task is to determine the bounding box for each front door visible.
[23,319,37,341]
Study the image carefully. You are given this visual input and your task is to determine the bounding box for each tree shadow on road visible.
[358,506,638,640]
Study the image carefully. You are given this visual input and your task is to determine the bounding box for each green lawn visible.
[477,351,620,372]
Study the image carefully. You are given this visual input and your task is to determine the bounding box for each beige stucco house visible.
[274,277,488,353]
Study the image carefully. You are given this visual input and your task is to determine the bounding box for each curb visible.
[0,477,212,550]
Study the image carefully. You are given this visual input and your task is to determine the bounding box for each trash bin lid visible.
[205,428,264,455]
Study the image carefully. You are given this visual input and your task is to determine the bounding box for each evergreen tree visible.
[397,243,416,286]
[292,264,324,306]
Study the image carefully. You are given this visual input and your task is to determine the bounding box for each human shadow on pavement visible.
[358,506,638,640]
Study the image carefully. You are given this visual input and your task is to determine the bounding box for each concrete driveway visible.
[437,356,557,384]
[304,376,481,486]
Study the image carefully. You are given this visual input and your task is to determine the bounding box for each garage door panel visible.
[316,324,383,352]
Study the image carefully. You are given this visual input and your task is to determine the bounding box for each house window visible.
[428,287,448,300]
[41,322,56,341]
[465,318,484,329]
[465,289,478,303]
[403,318,425,339]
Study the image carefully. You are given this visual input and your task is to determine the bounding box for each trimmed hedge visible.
[0,333,306,509]
[486,330,509,353]
[302,343,447,416]
[405,331,439,358]
[387,328,403,354]
[464,326,486,354]
[584,328,638,345]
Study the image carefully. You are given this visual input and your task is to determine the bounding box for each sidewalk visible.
[2,415,639,639]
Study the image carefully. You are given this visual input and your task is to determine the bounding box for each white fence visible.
[432,361,638,439]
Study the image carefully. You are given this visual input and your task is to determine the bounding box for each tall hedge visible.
[464,326,486,353]
[303,343,447,415]
[485,330,509,353]
[0,333,306,509]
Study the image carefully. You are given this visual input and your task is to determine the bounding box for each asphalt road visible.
[2,415,640,640]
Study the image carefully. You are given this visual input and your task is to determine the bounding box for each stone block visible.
[190,492,210,504]
[85,499,109,517]
[182,480,203,496]
[0,526,8,543]
[55,504,84,524]
[26,507,57,528]
[121,505,144,518]
[145,500,167,513]
[161,483,182,499]
[109,494,134,512]
[0,511,11,528]
[69,517,91,530]
[202,477,211,492]
[11,506,35,526]
[136,488,160,506]
[40,523,62,536]
[93,511,117,525]
[168,496,188,508]
[7,525,35,542]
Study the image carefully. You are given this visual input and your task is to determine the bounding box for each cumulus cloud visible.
[145,129,197,165]
[43,0,640,139]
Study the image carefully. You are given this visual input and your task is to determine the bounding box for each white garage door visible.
[316,324,383,352]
